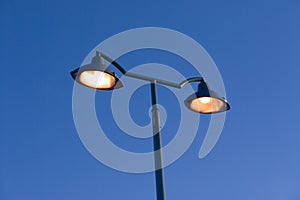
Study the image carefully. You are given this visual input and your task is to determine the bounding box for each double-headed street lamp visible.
[71,51,230,200]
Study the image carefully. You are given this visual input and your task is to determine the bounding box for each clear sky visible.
[1,0,300,199]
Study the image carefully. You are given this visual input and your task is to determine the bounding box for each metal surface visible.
[151,81,166,200]
[126,72,181,88]
[99,52,204,89]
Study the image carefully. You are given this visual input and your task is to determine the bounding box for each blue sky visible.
[1,0,300,199]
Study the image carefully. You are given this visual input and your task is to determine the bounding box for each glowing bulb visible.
[198,97,211,104]
[79,71,116,89]
[186,97,227,113]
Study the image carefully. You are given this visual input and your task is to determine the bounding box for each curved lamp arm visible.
[99,52,204,89]
[100,52,127,75]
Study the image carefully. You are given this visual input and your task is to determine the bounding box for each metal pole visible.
[150,81,166,200]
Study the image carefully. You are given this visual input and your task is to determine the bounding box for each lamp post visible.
[70,51,230,200]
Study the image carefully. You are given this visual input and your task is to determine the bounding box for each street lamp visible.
[184,81,230,114]
[70,52,123,90]
[70,51,230,200]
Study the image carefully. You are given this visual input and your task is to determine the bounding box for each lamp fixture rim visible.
[184,95,231,114]
[70,65,123,90]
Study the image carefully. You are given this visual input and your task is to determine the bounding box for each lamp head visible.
[70,52,123,90]
[184,81,230,114]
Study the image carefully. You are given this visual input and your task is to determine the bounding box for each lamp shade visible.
[70,52,123,90]
[184,81,230,114]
